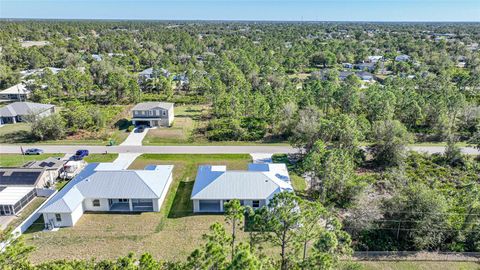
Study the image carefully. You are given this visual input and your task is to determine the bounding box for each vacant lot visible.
[0,153,64,167]
[24,154,258,263]
[143,104,207,145]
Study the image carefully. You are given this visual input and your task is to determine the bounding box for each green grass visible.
[356,261,480,270]
[0,153,64,167]
[7,197,47,230]
[0,122,32,143]
[84,153,119,163]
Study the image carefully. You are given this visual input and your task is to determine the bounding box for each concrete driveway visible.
[250,153,273,163]
[120,127,155,146]
[0,215,15,230]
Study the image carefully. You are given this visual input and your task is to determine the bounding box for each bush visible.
[127,125,135,132]
[31,113,66,141]
[206,117,268,141]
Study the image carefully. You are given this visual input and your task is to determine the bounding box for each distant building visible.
[91,54,102,61]
[0,83,30,101]
[354,62,376,72]
[395,54,411,62]
[138,67,170,83]
[367,55,383,63]
[342,63,353,69]
[131,102,174,127]
[20,67,64,78]
[357,71,374,81]
[191,163,293,213]
[20,40,50,48]
[0,102,55,125]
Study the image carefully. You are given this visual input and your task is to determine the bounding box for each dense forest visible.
[0,21,478,143]
[0,21,479,267]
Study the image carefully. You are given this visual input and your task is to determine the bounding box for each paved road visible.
[0,144,478,155]
[0,145,299,154]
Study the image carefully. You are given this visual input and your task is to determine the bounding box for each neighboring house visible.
[0,102,55,125]
[395,54,411,62]
[0,167,51,216]
[0,83,30,101]
[91,54,102,61]
[39,163,174,228]
[354,62,376,72]
[367,55,383,63]
[20,67,64,78]
[357,71,375,82]
[20,40,50,48]
[131,102,174,127]
[138,67,170,83]
[191,163,293,213]
[23,157,65,183]
[342,63,353,69]
[173,74,189,86]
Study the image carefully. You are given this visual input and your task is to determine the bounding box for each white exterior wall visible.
[70,203,84,226]
[193,199,200,212]
[154,173,173,212]
[192,199,266,213]
[167,107,174,126]
[83,198,110,211]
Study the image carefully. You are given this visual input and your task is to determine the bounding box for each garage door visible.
[199,200,221,212]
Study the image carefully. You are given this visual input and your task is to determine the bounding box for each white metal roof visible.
[132,102,174,111]
[40,163,173,213]
[191,163,293,200]
[0,186,34,205]
[0,83,29,94]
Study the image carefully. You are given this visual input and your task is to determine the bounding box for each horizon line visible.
[1,18,480,23]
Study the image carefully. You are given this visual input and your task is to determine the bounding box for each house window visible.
[162,110,166,116]
[55,213,62,222]
[119,199,128,203]
[252,200,260,208]
[93,199,100,207]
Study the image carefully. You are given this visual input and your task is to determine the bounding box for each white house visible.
[191,163,293,213]
[39,163,174,228]
[0,83,30,101]
[131,102,174,127]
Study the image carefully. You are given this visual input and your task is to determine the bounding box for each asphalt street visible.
[0,144,478,155]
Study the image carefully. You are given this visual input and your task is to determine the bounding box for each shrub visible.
[127,125,135,132]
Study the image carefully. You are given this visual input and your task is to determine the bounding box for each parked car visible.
[24,148,44,155]
[135,126,145,133]
[71,149,89,161]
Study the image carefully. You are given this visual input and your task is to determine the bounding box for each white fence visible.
[1,190,57,251]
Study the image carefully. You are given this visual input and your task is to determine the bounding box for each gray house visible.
[191,163,293,213]
[131,102,174,127]
[0,102,55,125]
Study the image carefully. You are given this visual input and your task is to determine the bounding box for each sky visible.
[0,0,479,22]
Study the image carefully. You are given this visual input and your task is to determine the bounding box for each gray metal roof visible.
[191,164,293,200]
[0,102,54,117]
[23,157,64,170]
[40,163,173,213]
[132,102,174,111]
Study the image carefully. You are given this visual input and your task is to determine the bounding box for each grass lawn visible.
[6,197,47,230]
[356,261,480,270]
[142,104,206,145]
[84,153,119,163]
[0,153,64,167]
[142,104,289,146]
[24,154,257,263]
